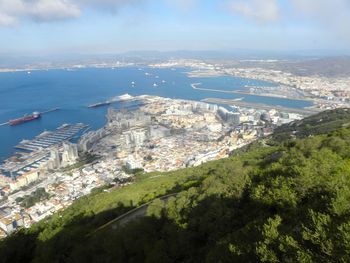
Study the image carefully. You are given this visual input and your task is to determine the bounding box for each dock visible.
[15,123,89,151]
[0,122,89,178]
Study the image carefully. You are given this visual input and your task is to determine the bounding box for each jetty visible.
[15,123,88,151]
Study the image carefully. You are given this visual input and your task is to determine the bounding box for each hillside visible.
[272,108,350,142]
[2,109,350,262]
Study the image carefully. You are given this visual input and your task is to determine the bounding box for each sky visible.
[0,0,349,56]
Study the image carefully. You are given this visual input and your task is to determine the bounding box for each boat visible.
[153,83,158,87]
[9,112,41,126]
[88,102,111,108]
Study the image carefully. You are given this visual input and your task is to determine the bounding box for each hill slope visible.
[2,109,350,262]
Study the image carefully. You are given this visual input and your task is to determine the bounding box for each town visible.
[0,95,304,237]
[151,59,350,110]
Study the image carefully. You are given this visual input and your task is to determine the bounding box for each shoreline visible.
[202,97,321,116]
[190,83,313,103]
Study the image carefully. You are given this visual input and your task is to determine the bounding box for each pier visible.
[15,123,88,151]
[0,123,89,177]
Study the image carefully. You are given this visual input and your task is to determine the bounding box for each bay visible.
[0,67,312,161]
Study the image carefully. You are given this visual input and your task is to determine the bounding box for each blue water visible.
[0,67,312,161]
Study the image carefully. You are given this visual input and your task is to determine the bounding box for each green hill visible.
[272,108,350,142]
[2,109,350,263]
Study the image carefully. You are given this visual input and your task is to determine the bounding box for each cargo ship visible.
[9,112,41,126]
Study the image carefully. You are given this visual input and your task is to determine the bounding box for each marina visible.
[15,123,88,152]
[0,123,89,177]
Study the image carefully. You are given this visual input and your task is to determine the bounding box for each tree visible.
[147,198,164,218]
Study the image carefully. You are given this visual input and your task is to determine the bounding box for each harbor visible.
[0,123,89,178]
[0,67,315,162]
[15,123,89,152]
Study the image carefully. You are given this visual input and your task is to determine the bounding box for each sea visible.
[0,67,312,162]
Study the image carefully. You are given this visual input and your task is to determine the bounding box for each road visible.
[90,193,178,236]
[202,98,321,116]
[190,83,312,102]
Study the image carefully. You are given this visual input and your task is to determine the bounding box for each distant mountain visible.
[1,50,349,69]
[2,109,350,262]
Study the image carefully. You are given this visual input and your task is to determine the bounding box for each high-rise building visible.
[61,142,79,167]
[49,148,61,169]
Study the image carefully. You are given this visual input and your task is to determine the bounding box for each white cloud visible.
[228,0,280,23]
[77,0,145,10]
[291,0,350,42]
[0,0,80,25]
[0,0,143,26]
[29,0,81,21]
[0,13,17,26]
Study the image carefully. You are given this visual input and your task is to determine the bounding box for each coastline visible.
[190,83,313,102]
[202,97,321,116]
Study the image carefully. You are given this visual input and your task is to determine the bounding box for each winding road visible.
[89,193,178,236]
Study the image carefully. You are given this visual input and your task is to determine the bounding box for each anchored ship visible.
[9,112,41,126]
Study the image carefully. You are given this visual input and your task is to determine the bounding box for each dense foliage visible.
[2,109,350,262]
[272,108,350,142]
[15,188,50,208]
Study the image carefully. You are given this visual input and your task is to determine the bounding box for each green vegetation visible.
[2,109,350,262]
[15,188,50,208]
[272,108,350,142]
[10,179,44,195]
[122,165,144,175]
[61,153,99,172]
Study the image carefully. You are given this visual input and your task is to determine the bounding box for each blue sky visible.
[0,0,349,55]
